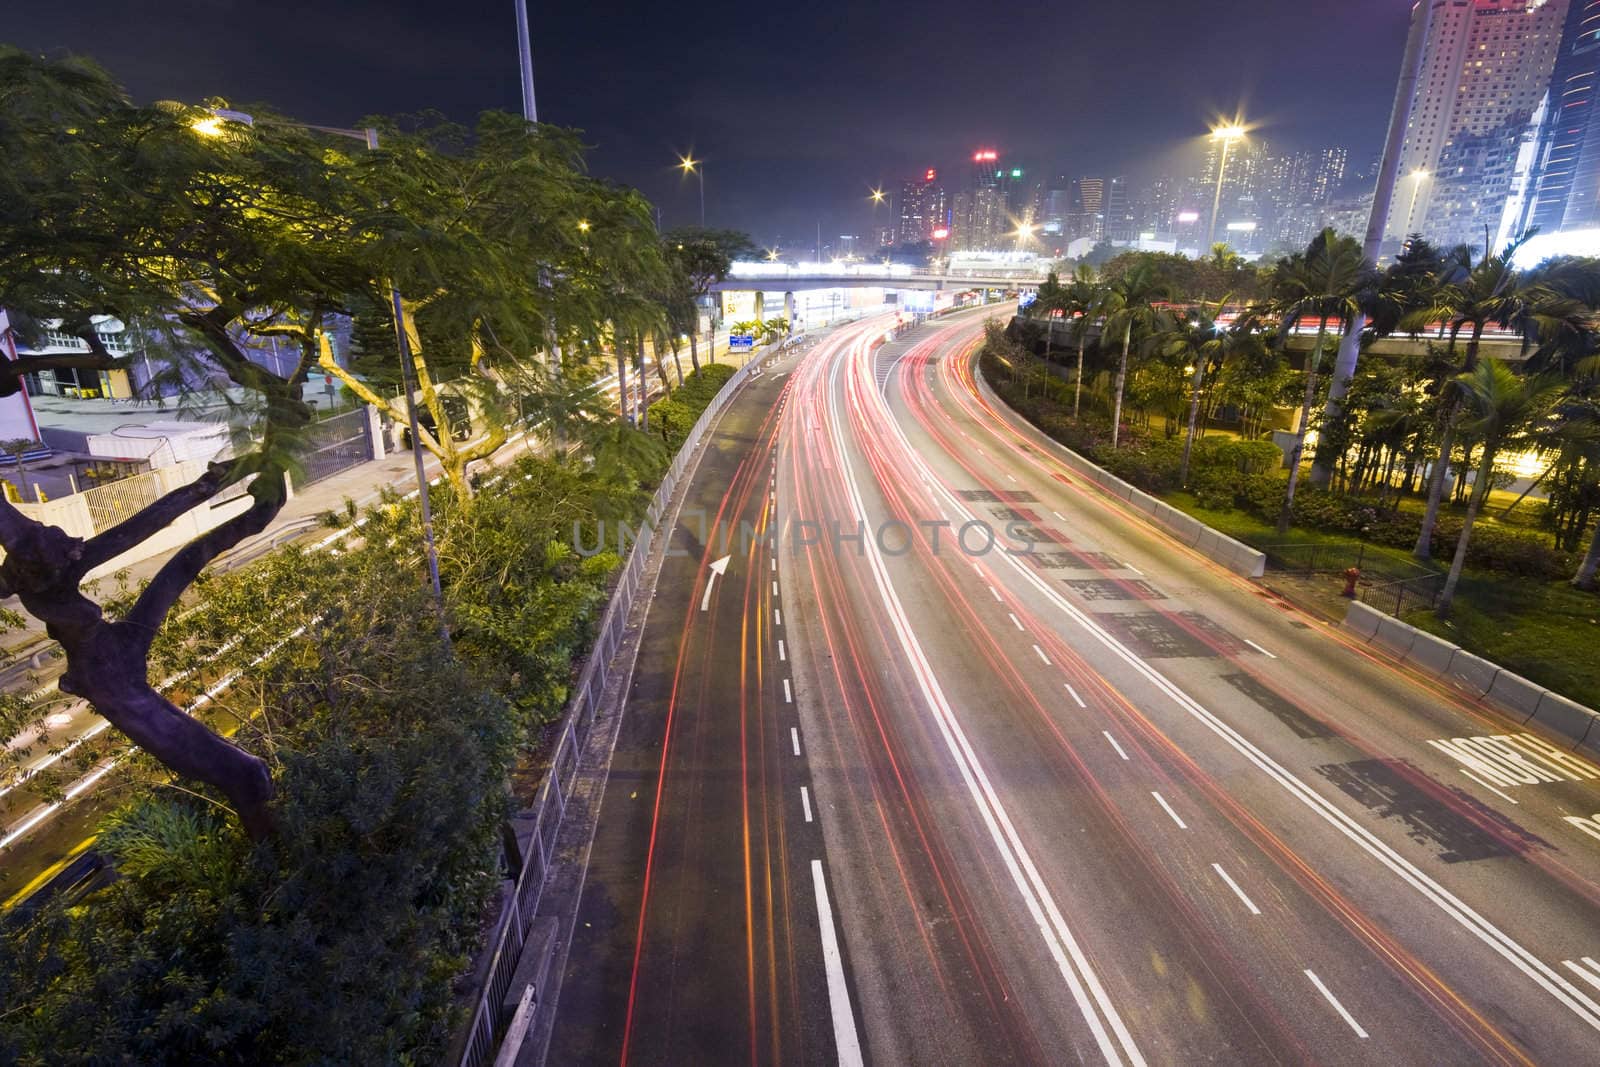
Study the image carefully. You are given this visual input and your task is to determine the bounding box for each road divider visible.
[1343,600,1599,757]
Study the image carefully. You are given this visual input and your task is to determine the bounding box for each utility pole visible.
[514,0,537,122]
[1311,0,1434,488]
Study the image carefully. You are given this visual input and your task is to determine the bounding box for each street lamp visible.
[1206,122,1247,251]
[679,153,705,227]
[192,108,444,618]
[1013,221,1036,251]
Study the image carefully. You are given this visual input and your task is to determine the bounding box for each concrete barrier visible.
[1442,649,1500,697]
[1530,692,1598,748]
[1342,598,1598,746]
[1220,536,1268,580]
[1151,504,1204,547]
[1484,671,1547,723]
[1403,630,1459,678]
[1343,600,1385,641]
[1126,489,1160,517]
[1371,616,1419,659]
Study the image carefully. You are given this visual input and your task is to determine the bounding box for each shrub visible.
[649,363,736,451]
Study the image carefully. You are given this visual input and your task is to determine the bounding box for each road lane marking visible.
[772,581,779,597]
[1122,562,1143,575]
[1103,731,1129,760]
[1563,959,1600,993]
[1008,612,1025,631]
[1427,733,1599,789]
[1212,863,1261,915]
[1151,791,1188,829]
[700,554,731,612]
[791,727,801,755]
[989,585,1003,602]
[1305,970,1368,1039]
[810,860,865,1067]
[775,609,782,626]
[1566,814,1600,842]
[823,348,1146,1066]
[1053,510,1066,521]
[898,427,1600,1032]
[1066,684,1087,708]
[801,786,813,823]
[1460,769,1518,805]
[771,558,776,571]
[1033,644,1051,666]
[778,639,787,661]
[1243,639,1276,659]
[784,679,793,704]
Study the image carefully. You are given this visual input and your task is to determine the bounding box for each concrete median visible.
[1402,630,1459,678]
[1529,692,1599,749]
[1342,601,1385,641]
[1442,649,1500,697]
[1370,616,1419,659]
[1484,671,1547,723]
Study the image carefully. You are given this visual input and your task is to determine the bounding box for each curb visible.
[1342,600,1599,751]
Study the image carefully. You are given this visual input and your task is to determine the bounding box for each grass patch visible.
[1405,579,1600,710]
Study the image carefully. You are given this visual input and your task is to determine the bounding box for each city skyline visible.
[6,0,1419,246]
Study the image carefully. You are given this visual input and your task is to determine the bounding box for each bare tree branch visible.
[68,461,243,582]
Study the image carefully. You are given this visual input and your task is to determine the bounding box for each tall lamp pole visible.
[679,154,705,227]
[514,0,538,122]
[1206,123,1246,251]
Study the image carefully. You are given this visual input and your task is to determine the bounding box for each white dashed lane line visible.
[1151,791,1188,830]
[1244,639,1277,659]
[1065,684,1087,708]
[1305,970,1369,1039]
[1102,731,1129,760]
[1212,863,1261,916]
[791,727,801,756]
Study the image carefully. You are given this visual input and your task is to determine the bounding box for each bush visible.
[648,363,736,451]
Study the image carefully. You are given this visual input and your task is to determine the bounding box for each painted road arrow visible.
[699,555,731,612]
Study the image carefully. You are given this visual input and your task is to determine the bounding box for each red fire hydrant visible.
[1342,567,1361,599]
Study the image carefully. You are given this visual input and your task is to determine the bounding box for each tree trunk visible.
[615,343,631,426]
[1310,321,1361,487]
[1074,329,1087,419]
[1277,331,1326,536]
[1574,518,1600,591]
[1415,322,1483,559]
[688,327,701,374]
[1437,446,1496,615]
[670,343,685,387]
[1179,361,1205,486]
[1111,320,1132,448]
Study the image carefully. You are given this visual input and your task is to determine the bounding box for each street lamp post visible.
[679,154,705,227]
[1206,123,1247,251]
[195,111,445,619]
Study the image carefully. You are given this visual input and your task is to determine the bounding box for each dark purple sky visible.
[7,0,1414,246]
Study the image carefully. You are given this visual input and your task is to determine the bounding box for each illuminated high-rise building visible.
[1525,0,1600,231]
[896,168,946,245]
[1386,0,1571,243]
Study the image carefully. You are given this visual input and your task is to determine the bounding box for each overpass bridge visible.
[710,266,1048,293]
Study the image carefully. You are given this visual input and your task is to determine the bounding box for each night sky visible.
[8,0,1414,248]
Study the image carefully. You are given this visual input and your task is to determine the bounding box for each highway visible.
[549,308,1600,1065]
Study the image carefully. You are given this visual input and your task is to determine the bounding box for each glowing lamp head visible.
[678,153,699,174]
[1211,123,1247,143]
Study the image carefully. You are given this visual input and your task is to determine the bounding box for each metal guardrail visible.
[454,342,774,1067]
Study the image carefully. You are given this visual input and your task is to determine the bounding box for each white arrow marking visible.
[700,554,731,612]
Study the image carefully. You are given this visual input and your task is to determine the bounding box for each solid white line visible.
[1243,639,1277,659]
[989,585,1003,602]
[1008,612,1025,631]
[801,786,814,823]
[784,678,793,704]
[1305,969,1369,1039]
[1151,791,1188,829]
[1066,684,1087,708]
[1461,769,1519,805]
[1033,644,1051,666]
[791,727,801,756]
[811,860,865,1065]
[775,609,783,626]
[1564,960,1600,993]
[1102,731,1129,760]
[1212,863,1261,915]
[778,639,787,661]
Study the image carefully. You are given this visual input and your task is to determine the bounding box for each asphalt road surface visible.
[548,309,1600,1066]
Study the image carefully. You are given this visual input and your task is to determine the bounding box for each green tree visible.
[663,228,757,372]
[0,49,373,836]
[1261,228,1370,534]
[1435,361,1563,614]
[1157,297,1233,485]
[1099,262,1170,448]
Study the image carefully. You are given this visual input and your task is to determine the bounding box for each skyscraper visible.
[897,169,946,245]
[1386,0,1571,243]
[1526,0,1600,231]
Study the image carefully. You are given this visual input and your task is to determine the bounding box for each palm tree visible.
[1060,264,1101,419]
[1435,360,1563,614]
[1402,239,1557,559]
[1100,262,1169,447]
[1157,297,1232,485]
[1263,228,1370,534]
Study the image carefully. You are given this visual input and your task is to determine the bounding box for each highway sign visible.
[730,335,754,351]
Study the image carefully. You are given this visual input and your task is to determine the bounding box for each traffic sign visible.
[730,335,754,352]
